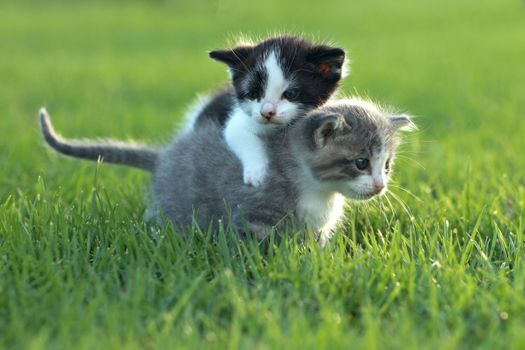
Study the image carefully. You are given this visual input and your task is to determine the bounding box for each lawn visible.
[1,0,525,348]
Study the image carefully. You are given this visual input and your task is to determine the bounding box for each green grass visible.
[1,0,525,348]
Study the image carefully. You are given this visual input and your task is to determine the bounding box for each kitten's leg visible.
[224,113,269,187]
[318,229,334,247]
[232,209,273,239]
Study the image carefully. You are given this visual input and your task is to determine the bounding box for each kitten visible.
[39,98,414,245]
[185,35,347,186]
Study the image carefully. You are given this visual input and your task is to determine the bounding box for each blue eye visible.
[355,158,369,170]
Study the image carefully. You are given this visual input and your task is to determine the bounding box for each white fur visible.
[238,51,300,126]
[340,56,351,79]
[224,106,269,186]
[371,147,388,193]
[262,52,287,104]
[182,94,213,134]
[225,50,303,186]
[329,97,381,115]
[392,114,417,131]
[346,147,389,198]
[261,52,299,124]
[297,187,346,246]
[296,162,347,246]
[293,142,391,245]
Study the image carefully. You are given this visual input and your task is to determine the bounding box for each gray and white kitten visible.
[186,36,347,187]
[39,99,414,245]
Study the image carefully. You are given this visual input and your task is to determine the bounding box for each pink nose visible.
[373,183,385,194]
[260,103,276,120]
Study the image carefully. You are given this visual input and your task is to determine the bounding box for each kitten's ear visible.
[390,114,417,132]
[314,114,350,147]
[209,46,253,70]
[306,46,346,79]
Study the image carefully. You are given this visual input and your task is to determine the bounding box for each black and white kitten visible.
[185,36,347,186]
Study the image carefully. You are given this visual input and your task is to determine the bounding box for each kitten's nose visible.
[260,103,276,121]
[373,183,385,194]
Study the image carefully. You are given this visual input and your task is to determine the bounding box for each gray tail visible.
[39,108,159,172]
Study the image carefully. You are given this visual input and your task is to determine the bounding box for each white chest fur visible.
[297,188,346,245]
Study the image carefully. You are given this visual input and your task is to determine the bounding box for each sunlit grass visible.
[1,0,524,348]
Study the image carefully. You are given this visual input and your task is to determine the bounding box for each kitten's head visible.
[295,99,415,200]
[209,36,347,128]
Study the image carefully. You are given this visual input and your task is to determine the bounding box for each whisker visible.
[389,184,422,202]
[384,196,396,217]
[227,66,250,75]
[376,196,394,225]
[386,190,414,219]
[394,155,427,170]
[287,44,299,72]
[229,48,251,74]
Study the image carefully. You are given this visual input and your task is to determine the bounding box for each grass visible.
[1,0,525,348]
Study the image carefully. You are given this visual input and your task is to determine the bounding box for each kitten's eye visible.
[246,91,259,100]
[282,88,299,101]
[385,159,391,174]
[355,158,369,170]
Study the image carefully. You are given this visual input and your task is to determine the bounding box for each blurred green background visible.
[2,0,524,197]
[1,0,525,349]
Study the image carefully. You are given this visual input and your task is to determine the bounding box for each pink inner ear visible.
[319,63,331,75]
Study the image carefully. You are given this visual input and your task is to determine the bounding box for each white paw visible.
[243,163,268,187]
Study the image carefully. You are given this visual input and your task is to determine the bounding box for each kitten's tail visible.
[39,108,159,172]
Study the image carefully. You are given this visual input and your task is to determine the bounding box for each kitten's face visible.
[298,101,414,200]
[209,36,346,128]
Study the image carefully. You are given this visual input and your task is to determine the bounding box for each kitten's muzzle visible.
[373,183,385,194]
[260,102,276,121]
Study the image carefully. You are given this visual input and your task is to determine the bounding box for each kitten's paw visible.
[243,164,268,187]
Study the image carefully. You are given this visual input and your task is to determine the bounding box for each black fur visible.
[193,87,236,128]
[197,35,346,126]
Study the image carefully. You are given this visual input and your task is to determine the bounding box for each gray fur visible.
[39,99,414,242]
[39,108,159,171]
[151,98,413,238]
[151,123,299,234]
